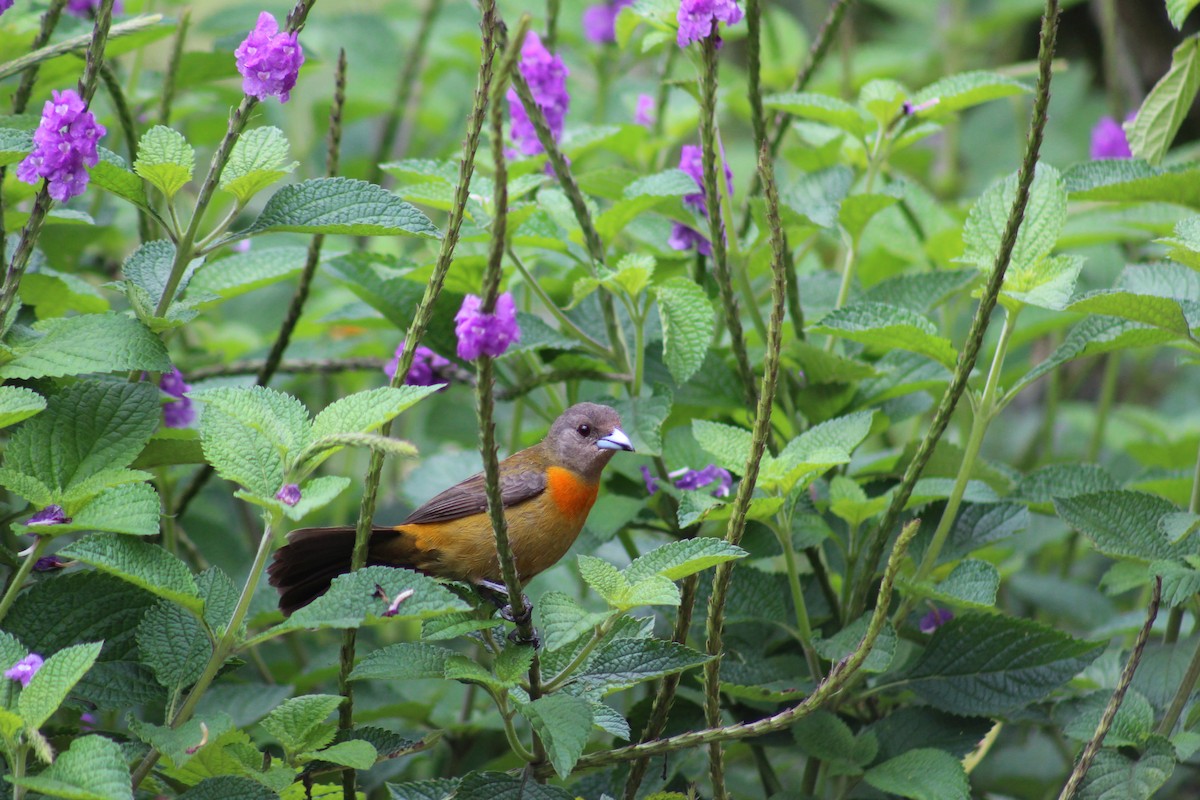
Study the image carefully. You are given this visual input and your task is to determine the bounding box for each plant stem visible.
[543,617,615,692]
[507,247,613,360]
[1061,577,1161,800]
[544,0,560,49]
[703,143,790,800]
[848,0,1061,621]
[131,512,279,788]
[0,537,47,625]
[777,524,822,681]
[745,0,766,154]
[158,8,190,125]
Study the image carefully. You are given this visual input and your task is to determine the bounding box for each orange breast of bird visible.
[388,466,599,585]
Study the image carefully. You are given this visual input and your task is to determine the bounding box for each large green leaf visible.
[0,385,45,429]
[246,178,441,238]
[137,600,210,690]
[18,641,103,731]
[518,695,593,779]
[1127,35,1200,164]
[0,313,170,379]
[260,694,342,756]
[60,533,203,612]
[9,734,132,800]
[569,638,710,694]
[655,277,715,385]
[1064,159,1200,210]
[134,125,194,199]
[812,303,957,368]
[349,643,455,681]
[624,538,747,583]
[962,163,1065,275]
[863,748,971,800]
[1055,490,1186,563]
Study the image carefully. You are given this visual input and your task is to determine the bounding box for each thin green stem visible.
[544,0,560,49]
[0,537,47,625]
[11,743,26,800]
[777,525,821,681]
[543,617,616,692]
[507,247,613,360]
[848,0,1061,620]
[1086,353,1120,462]
[745,0,766,154]
[131,512,280,788]
[158,8,190,125]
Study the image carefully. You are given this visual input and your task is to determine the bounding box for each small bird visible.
[268,402,634,616]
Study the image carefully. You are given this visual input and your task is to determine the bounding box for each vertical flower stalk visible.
[702,143,789,800]
[848,0,1061,622]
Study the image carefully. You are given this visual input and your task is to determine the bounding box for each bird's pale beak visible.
[597,427,634,452]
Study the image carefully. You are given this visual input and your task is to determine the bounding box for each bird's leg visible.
[475,579,538,646]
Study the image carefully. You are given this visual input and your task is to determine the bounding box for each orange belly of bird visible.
[385,467,599,585]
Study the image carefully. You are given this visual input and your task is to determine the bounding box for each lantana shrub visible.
[2,1,1200,799]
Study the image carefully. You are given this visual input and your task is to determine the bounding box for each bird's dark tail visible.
[268,526,403,616]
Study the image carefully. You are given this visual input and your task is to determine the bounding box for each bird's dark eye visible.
[577,423,591,437]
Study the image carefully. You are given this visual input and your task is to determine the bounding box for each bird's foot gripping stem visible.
[477,580,540,647]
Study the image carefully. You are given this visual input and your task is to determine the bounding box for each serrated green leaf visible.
[962,163,1065,275]
[306,739,377,769]
[177,776,278,800]
[221,126,297,202]
[194,385,310,497]
[128,713,234,768]
[495,644,535,684]
[812,302,957,368]
[607,252,655,297]
[766,409,876,489]
[134,125,194,199]
[18,641,103,730]
[1063,690,1155,747]
[10,734,132,800]
[619,575,681,609]
[261,694,343,756]
[452,772,572,800]
[518,695,593,779]
[782,166,854,228]
[1075,735,1175,800]
[246,178,441,238]
[311,386,438,442]
[906,613,1103,715]
[188,246,309,301]
[1067,290,1191,335]
[692,419,753,474]
[1128,36,1200,164]
[259,566,471,640]
[1004,254,1083,311]
[1055,490,1185,562]
[814,612,897,673]
[655,276,715,384]
[578,555,627,607]
[385,778,459,800]
[444,654,507,690]
[122,239,200,306]
[763,92,872,136]
[623,168,697,197]
[570,638,710,694]
[901,559,1000,611]
[91,147,150,209]
[54,482,161,535]
[137,600,210,689]
[624,538,747,583]
[349,642,455,681]
[859,79,907,125]
[0,313,170,379]
[792,710,878,774]
[535,592,609,651]
[913,70,1031,115]
[1169,0,1200,28]
[20,268,108,318]
[863,748,970,800]
[1064,159,1200,209]
[60,533,203,612]
[0,385,45,429]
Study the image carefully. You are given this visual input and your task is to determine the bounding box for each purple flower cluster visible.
[634,93,655,128]
[5,654,43,688]
[669,144,733,256]
[0,0,13,16]
[66,0,123,17]
[160,367,195,428]
[643,464,734,497]
[1090,115,1133,160]
[17,89,106,202]
[275,483,301,507]
[235,12,304,104]
[385,340,451,387]
[583,0,634,44]
[507,32,570,156]
[455,293,521,360]
[27,505,70,527]
[677,0,743,47]
[919,606,954,634]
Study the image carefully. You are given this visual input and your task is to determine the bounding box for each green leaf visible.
[655,277,715,384]
[962,163,1065,275]
[134,126,194,199]
[311,386,438,442]
[1064,690,1155,747]
[0,127,32,165]
[535,592,609,651]
[60,533,203,612]
[9,734,132,800]
[349,642,455,681]
[307,739,377,769]
[194,385,310,497]
[18,641,103,730]
[578,554,627,607]
[128,713,234,768]
[859,79,907,125]
[518,695,593,779]
[570,638,710,694]
[624,538,747,583]
[56,482,161,535]
[221,126,298,202]
[0,313,171,379]
[452,772,572,800]
[623,168,697,197]
[792,711,878,775]
[813,613,897,673]
[863,748,971,800]
[188,246,309,301]
[136,600,210,689]
[904,559,1000,610]
[1168,0,1200,28]
[906,613,1103,715]
[1064,159,1200,209]
[3,380,159,498]
[261,566,470,639]
[1055,490,1186,562]
[261,694,343,756]
[692,419,752,474]
[782,166,854,229]
[767,409,876,489]
[1067,290,1191,335]
[20,268,108,318]
[385,778,459,800]
[812,302,957,368]
[1004,254,1084,311]
[0,385,45,429]
[1075,736,1175,800]
[862,270,978,314]
[246,178,441,238]
[91,147,150,209]
[1127,36,1200,164]
[913,70,1031,115]
[762,92,872,136]
[176,776,277,800]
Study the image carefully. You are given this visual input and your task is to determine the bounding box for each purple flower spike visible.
[677,0,743,48]
[641,465,659,495]
[634,93,656,128]
[919,606,954,634]
[673,464,733,497]
[455,293,521,360]
[583,0,634,44]
[506,32,570,156]
[276,484,301,507]
[0,0,14,16]
[679,144,733,216]
[27,505,70,527]
[66,0,123,17]
[235,12,304,103]
[17,89,106,202]
[386,341,451,387]
[160,367,195,429]
[5,654,44,687]
[1090,115,1133,160]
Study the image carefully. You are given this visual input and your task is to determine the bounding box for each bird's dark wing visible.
[401,458,548,525]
